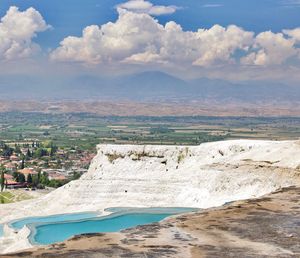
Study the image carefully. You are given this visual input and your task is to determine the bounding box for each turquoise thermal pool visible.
[10,208,196,245]
[9,212,99,230]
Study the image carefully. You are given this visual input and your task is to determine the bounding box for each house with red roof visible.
[18,168,38,180]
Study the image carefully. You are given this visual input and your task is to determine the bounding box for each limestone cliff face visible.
[1,140,300,222]
[35,140,300,214]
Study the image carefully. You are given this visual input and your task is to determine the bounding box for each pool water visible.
[9,212,99,230]
[33,213,171,245]
[28,208,196,245]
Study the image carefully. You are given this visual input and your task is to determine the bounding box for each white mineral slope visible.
[1,140,300,254]
[1,139,300,224]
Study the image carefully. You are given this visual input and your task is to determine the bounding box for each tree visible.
[2,144,13,157]
[26,149,32,160]
[32,174,39,187]
[50,147,57,157]
[40,172,49,185]
[34,148,48,158]
[43,131,50,136]
[12,172,18,180]
[71,172,81,180]
[27,174,33,185]
[0,166,5,192]
[0,165,8,192]
[48,180,64,188]
[14,144,21,154]
[18,173,26,184]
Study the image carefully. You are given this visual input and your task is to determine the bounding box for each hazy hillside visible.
[0,71,299,103]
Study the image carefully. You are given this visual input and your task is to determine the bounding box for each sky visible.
[0,0,300,82]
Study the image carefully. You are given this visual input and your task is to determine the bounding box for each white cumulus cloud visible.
[116,0,179,16]
[0,6,49,61]
[242,31,297,66]
[50,9,300,68]
[283,28,300,42]
[192,25,254,66]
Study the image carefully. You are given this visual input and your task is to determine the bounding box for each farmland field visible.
[0,112,299,153]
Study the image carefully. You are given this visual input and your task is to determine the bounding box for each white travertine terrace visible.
[0,140,300,254]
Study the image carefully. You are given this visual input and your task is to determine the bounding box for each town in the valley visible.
[0,139,95,199]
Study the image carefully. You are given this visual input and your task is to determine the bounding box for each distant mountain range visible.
[0,71,299,103]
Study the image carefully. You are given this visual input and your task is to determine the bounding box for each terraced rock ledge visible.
[3,186,300,258]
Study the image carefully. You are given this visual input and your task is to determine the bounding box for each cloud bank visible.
[0,6,49,61]
[0,3,300,82]
[116,0,179,16]
[50,8,300,69]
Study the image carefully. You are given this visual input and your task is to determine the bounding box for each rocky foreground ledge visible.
[3,186,300,258]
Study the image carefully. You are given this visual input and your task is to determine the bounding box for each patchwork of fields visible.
[0,113,299,152]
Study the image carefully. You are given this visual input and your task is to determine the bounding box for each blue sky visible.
[1,0,299,49]
[0,0,300,82]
